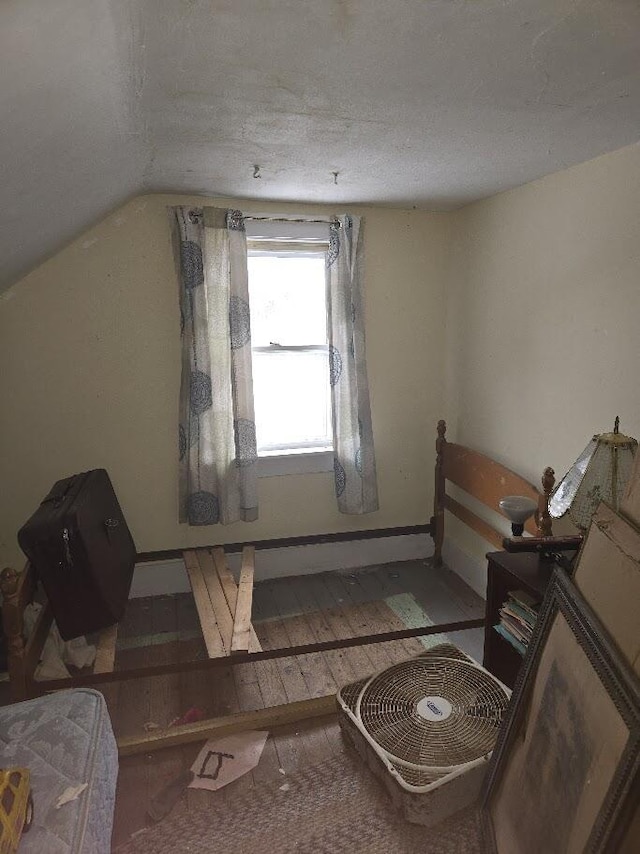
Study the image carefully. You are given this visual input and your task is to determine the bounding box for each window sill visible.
[257,450,333,477]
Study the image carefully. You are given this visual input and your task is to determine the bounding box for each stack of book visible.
[493,589,540,656]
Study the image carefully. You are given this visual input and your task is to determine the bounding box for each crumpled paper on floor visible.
[25,602,96,680]
[56,783,88,809]
[189,730,268,792]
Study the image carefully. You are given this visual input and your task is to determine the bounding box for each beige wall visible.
[3,141,639,577]
[445,141,640,579]
[0,196,450,569]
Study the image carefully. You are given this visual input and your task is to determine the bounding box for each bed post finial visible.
[535,467,555,538]
[0,566,19,598]
[432,421,447,567]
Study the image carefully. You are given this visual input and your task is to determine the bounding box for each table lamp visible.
[549,417,638,531]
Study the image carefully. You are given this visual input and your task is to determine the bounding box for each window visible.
[246,220,333,474]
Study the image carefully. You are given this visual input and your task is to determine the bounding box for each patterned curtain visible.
[171,206,258,525]
[326,215,379,514]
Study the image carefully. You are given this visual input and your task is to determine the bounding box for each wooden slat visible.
[197,548,234,654]
[231,546,255,653]
[182,549,226,659]
[444,494,504,550]
[212,547,237,611]
[212,547,262,653]
[94,624,118,674]
[117,694,337,756]
[443,442,540,536]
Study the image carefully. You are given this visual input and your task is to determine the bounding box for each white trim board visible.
[442,538,487,599]
[130,532,433,598]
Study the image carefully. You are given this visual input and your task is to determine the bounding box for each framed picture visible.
[481,569,640,854]
[571,504,640,677]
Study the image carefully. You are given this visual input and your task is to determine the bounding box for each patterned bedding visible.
[0,688,117,853]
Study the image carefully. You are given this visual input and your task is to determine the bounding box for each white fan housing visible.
[337,644,510,827]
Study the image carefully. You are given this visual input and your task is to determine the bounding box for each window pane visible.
[248,254,327,346]
[252,350,332,451]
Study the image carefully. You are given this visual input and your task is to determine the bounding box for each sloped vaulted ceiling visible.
[2,0,640,292]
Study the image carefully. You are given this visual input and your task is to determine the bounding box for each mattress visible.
[0,688,118,853]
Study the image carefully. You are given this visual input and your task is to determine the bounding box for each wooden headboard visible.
[431,420,555,566]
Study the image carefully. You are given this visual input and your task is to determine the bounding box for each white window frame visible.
[245,221,334,477]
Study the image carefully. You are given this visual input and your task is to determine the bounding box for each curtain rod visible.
[242,215,340,226]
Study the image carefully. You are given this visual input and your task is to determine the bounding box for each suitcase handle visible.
[41,477,76,507]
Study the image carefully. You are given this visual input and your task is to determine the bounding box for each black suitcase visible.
[18,469,136,640]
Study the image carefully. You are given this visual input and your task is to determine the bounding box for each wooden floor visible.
[107,559,484,850]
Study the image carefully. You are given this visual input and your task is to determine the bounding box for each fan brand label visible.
[416,695,453,722]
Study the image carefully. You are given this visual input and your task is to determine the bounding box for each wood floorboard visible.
[274,580,345,755]
[174,594,221,814]
[270,580,338,698]
[303,575,376,683]
[257,583,333,763]
[333,573,403,670]
[111,561,488,848]
[368,563,485,662]
[319,574,395,674]
[111,600,154,848]
[144,597,185,830]
[288,576,360,688]
[248,613,310,775]
[353,570,426,661]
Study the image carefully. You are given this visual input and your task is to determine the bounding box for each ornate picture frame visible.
[481,569,640,853]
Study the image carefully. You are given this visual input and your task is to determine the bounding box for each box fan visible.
[337,644,510,827]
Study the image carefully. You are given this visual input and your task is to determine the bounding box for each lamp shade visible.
[499,495,538,537]
[549,418,638,531]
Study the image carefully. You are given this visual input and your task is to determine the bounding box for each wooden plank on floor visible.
[93,624,118,674]
[213,547,262,652]
[197,548,233,654]
[183,549,226,659]
[118,695,337,756]
[231,546,255,653]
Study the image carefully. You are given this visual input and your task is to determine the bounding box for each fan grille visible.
[358,656,508,769]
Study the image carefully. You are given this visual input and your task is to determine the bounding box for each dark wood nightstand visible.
[483,550,570,689]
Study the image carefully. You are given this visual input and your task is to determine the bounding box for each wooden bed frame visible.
[0,419,555,753]
[432,419,555,566]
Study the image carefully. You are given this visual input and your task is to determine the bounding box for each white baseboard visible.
[441,538,486,599]
[130,532,433,598]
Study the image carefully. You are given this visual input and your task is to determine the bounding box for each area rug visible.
[116,751,483,854]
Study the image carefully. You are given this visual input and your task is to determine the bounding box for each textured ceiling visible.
[2,0,640,291]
